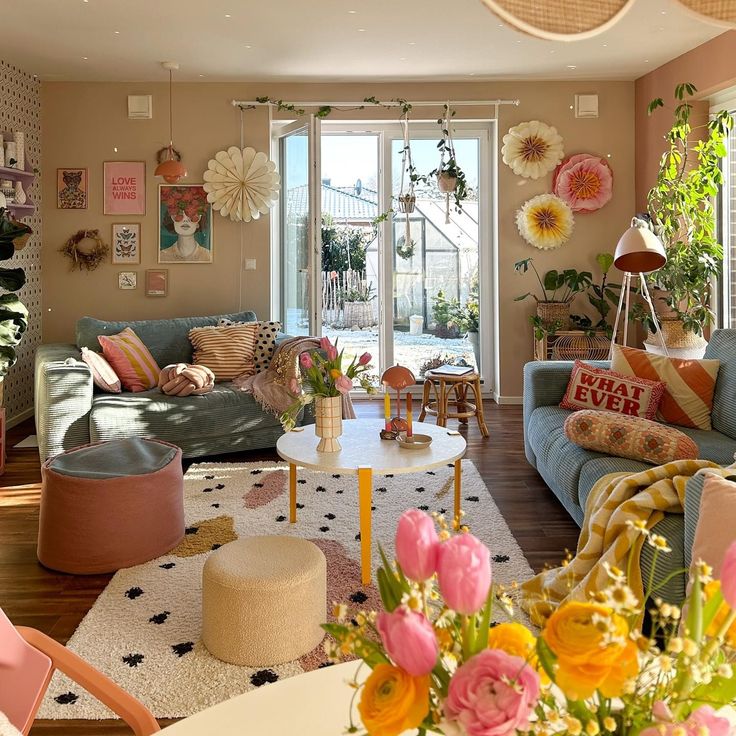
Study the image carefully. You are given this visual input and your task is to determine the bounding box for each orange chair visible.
[0,607,160,735]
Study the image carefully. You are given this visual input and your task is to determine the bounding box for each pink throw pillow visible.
[691,474,736,578]
[80,347,121,393]
[98,327,160,392]
[560,360,666,419]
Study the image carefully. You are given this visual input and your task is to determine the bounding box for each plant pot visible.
[644,319,707,359]
[397,193,416,213]
[466,330,480,371]
[314,395,342,453]
[343,301,374,329]
[536,301,570,331]
[437,172,458,193]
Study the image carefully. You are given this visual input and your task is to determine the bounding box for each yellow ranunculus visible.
[705,580,736,647]
[330,368,342,379]
[488,622,549,683]
[358,664,429,736]
[541,601,639,700]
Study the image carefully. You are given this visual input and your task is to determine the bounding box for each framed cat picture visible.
[57,168,88,209]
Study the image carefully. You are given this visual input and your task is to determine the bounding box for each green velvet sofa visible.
[34,311,302,461]
[522,329,736,604]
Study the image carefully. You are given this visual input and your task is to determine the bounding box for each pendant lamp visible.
[155,61,187,184]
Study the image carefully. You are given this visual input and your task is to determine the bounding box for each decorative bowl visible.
[397,433,432,450]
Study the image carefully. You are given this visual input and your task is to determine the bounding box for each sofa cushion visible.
[76,311,258,367]
[706,329,736,439]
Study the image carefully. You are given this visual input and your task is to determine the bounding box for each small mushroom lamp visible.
[381,365,415,435]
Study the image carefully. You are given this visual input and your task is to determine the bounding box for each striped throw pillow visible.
[98,327,160,393]
[611,344,720,431]
[189,323,259,380]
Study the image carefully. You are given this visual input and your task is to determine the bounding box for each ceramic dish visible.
[396,433,433,450]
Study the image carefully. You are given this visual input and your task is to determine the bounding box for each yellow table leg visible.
[358,466,373,585]
[289,463,297,523]
[454,459,462,527]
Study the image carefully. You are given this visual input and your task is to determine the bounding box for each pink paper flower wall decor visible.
[553,153,613,213]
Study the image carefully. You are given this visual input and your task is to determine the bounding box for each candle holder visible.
[380,428,398,440]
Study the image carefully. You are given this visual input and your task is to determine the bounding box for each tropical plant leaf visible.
[0,267,25,292]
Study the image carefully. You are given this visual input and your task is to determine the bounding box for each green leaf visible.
[0,267,25,292]
[596,252,614,274]
[536,636,558,683]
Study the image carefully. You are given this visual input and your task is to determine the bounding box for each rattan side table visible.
[419,371,489,437]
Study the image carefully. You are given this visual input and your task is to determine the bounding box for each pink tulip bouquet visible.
[280,337,376,431]
[324,509,736,736]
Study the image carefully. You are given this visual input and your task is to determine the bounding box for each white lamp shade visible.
[614,222,666,273]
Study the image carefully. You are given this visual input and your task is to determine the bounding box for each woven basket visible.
[551,332,610,360]
[646,319,707,350]
[536,301,570,331]
[397,194,416,213]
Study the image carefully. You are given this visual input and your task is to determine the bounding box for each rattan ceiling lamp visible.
[479,0,636,40]
[155,62,187,184]
[674,0,736,26]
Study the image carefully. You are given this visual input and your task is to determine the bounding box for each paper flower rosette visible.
[203,146,280,222]
[502,120,564,179]
[553,153,613,212]
[516,193,574,250]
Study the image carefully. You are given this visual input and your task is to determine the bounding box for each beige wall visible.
[41,80,635,398]
[635,30,736,209]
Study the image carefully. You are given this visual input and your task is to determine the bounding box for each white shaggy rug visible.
[38,459,533,720]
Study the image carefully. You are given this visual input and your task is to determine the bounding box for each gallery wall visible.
[41,80,635,398]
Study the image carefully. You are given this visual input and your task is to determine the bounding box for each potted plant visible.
[514,258,592,339]
[430,105,469,217]
[431,290,460,338]
[644,81,733,356]
[570,252,622,339]
[446,280,481,369]
[342,282,376,329]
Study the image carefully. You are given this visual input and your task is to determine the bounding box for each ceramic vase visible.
[13,132,24,171]
[314,395,343,452]
[13,181,26,205]
[4,142,16,168]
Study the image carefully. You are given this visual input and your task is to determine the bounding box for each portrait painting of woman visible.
[158,184,213,263]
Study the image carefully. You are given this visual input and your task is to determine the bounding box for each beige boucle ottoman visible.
[202,536,327,666]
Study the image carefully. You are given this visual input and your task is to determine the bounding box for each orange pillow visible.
[611,344,720,431]
[691,474,736,577]
[188,323,259,380]
[98,327,160,393]
[560,360,665,419]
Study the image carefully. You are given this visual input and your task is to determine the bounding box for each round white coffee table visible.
[276,418,467,585]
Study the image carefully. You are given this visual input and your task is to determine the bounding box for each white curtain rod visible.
[231,98,519,108]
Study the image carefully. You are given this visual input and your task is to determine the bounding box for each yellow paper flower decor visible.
[516,193,574,250]
[502,120,564,179]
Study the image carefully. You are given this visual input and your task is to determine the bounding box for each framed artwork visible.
[118,271,137,290]
[158,184,213,264]
[111,223,140,264]
[57,168,88,209]
[146,269,168,297]
[104,161,146,215]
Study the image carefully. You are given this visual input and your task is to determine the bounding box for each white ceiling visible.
[3,0,727,83]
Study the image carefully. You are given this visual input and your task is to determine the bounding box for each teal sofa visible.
[35,311,302,461]
[523,329,736,604]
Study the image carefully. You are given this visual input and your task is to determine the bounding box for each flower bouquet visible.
[280,336,376,433]
[324,509,736,736]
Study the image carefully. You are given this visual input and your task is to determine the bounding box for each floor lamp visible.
[608,217,669,358]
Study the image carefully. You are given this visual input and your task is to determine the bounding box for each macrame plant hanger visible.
[399,110,415,257]
[440,102,457,225]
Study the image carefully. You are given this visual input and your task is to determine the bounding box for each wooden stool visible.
[419,371,489,437]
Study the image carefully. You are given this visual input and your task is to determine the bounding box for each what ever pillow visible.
[560,360,666,419]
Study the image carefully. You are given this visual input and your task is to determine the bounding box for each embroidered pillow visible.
[189,322,259,380]
[564,410,699,465]
[560,360,665,419]
[691,474,736,577]
[254,321,281,373]
[98,327,160,392]
[611,344,720,431]
[80,347,121,393]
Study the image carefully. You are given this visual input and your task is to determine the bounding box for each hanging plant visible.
[429,104,469,222]
[516,193,574,250]
[59,229,109,271]
[396,235,416,260]
[502,120,564,179]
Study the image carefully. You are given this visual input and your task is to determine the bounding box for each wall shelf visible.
[0,164,34,185]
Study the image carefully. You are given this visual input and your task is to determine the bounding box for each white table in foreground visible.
[159,661,360,734]
[276,418,467,585]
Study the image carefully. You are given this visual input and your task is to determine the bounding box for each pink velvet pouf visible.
[37,438,184,574]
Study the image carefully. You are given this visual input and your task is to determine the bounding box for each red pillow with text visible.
[560,360,666,420]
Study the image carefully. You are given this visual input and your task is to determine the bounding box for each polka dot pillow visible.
[218,319,282,373]
[564,409,698,466]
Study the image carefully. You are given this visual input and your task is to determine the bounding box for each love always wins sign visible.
[104,161,146,215]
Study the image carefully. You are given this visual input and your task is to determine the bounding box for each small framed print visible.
[145,269,168,297]
[57,168,88,209]
[111,223,140,264]
[104,161,146,215]
[118,271,137,290]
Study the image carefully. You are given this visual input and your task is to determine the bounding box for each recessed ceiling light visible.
[602,43,608,47]
[566,64,577,69]
[244,44,252,48]
[114,30,120,34]
[82,56,88,60]
[607,153,612,158]
[661,9,667,13]
[113,146,118,152]
[644,59,650,62]
[399,57,407,61]
[516,39,521,43]
[225,13,231,18]
[358,27,366,32]
[199,74,205,77]
[408,41,416,45]
[498,23,504,27]
[469,72,476,76]
[348,9,357,13]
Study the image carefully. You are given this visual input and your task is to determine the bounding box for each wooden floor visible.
[0,402,579,734]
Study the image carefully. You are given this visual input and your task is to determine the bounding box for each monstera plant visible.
[0,210,30,378]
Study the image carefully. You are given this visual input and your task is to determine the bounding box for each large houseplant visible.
[645,82,733,349]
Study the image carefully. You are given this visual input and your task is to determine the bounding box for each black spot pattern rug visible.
[38,460,533,720]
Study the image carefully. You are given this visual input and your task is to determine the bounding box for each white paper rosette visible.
[516,193,574,250]
[502,121,564,180]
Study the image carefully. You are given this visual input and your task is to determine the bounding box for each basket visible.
[397,194,416,213]
[536,301,570,331]
[646,319,707,350]
[551,332,610,360]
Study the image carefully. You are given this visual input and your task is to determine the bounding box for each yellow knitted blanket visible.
[521,459,724,627]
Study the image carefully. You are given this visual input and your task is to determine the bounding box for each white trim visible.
[493,393,523,405]
[7,406,33,429]
[709,86,736,114]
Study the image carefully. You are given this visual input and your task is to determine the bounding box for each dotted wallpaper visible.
[0,60,41,424]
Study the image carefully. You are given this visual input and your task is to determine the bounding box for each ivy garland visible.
[60,229,109,271]
[396,235,416,260]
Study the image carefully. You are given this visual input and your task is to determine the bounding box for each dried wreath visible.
[60,229,109,271]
